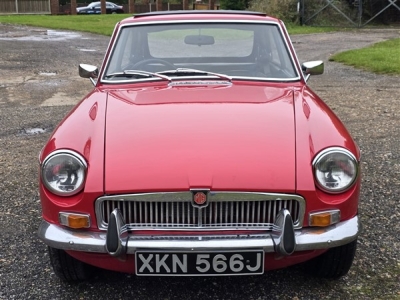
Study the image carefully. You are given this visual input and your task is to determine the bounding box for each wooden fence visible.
[0,0,50,13]
[59,3,184,14]
[0,1,220,15]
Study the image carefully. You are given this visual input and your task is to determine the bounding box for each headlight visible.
[41,150,87,196]
[312,147,358,193]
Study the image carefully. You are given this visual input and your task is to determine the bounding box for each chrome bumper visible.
[38,209,361,257]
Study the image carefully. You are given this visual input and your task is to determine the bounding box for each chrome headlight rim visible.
[41,149,87,197]
[312,147,359,194]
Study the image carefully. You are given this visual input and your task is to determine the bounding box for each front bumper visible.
[38,209,361,256]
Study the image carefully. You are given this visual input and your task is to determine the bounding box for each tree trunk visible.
[101,0,106,14]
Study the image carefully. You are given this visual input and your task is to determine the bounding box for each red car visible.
[38,11,361,281]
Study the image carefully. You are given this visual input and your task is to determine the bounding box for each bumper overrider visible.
[38,209,360,257]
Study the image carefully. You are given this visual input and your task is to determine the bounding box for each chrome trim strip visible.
[102,76,301,85]
[96,22,119,87]
[41,149,87,167]
[280,20,306,83]
[96,192,305,202]
[95,192,306,231]
[120,204,294,257]
[99,20,301,84]
[37,215,361,253]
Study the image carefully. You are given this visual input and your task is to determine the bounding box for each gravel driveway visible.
[0,24,399,299]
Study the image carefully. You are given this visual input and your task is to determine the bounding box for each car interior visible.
[104,23,298,80]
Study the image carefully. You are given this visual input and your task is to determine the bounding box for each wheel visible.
[48,246,94,282]
[303,239,357,279]
[131,59,175,70]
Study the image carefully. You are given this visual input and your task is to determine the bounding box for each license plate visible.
[135,250,264,276]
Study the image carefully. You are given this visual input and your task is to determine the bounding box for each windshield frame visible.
[100,20,301,84]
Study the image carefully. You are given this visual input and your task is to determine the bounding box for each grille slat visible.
[245,202,248,225]
[166,202,169,225]
[140,202,142,223]
[99,197,303,230]
[251,201,255,225]
[262,201,266,223]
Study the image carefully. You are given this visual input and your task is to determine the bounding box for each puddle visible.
[78,48,97,52]
[39,72,57,76]
[21,127,47,135]
[0,28,81,41]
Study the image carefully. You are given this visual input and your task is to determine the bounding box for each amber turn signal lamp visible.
[59,212,90,229]
[309,210,340,227]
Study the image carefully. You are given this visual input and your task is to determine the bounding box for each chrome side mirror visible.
[301,60,324,82]
[79,64,98,86]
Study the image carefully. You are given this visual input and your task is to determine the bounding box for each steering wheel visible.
[131,58,175,70]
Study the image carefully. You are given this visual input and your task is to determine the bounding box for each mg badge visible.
[192,191,208,208]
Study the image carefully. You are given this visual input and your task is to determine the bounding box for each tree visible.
[220,0,247,10]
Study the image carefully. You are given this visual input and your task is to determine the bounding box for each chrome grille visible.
[95,192,305,230]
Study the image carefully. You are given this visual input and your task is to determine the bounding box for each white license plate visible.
[135,250,264,276]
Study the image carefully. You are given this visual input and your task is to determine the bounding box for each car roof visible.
[119,10,279,25]
[89,1,114,5]
[135,10,266,18]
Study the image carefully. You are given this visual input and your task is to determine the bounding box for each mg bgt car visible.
[38,11,361,281]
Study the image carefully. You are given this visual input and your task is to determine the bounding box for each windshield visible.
[103,22,299,82]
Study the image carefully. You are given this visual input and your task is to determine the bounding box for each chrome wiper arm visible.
[104,70,170,81]
[157,68,232,82]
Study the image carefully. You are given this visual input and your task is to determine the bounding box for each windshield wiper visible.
[157,68,232,82]
[104,70,170,81]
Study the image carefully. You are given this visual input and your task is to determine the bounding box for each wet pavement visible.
[0,24,400,299]
[0,27,82,41]
[0,24,106,107]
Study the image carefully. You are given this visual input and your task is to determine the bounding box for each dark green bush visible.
[220,0,248,10]
[249,0,299,23]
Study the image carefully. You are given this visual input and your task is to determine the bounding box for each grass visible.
[330,39,400,75]
[0,14,338,36]
[284,23,340,35]
[1,14,399,75]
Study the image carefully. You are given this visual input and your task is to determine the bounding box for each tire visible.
[303,239,357,279]
[48,246,94,282]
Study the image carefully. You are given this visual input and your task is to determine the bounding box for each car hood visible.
[104,83,296,193]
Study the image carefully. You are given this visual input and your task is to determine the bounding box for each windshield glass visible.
[103,22,298,82]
